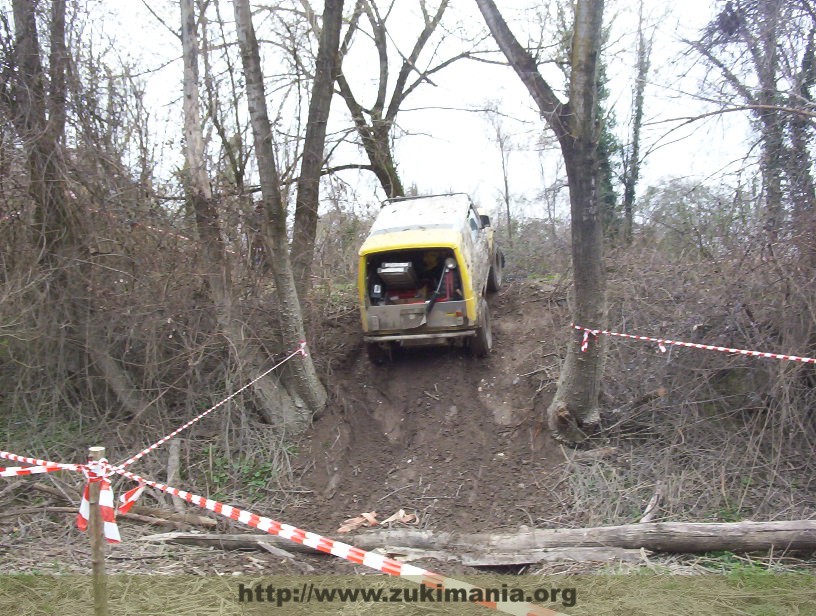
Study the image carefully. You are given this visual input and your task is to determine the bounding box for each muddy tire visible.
[469,299,492,357]
[487,250,503,293]
[366,342,389,365]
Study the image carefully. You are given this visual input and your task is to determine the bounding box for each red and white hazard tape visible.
[573,324,816,364]
[0,464,66,477]
[76,457,121,543]
[111,464,560,616]
[0,450,79,472]
[1,450,121,542]
[115,342,308,470]
[118,483,146,514]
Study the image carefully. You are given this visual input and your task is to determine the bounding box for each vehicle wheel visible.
[366,342,389,365]
[469,299,492,357]
[487,250,503,293]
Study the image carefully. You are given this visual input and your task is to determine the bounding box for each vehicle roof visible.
[368,194,472,236]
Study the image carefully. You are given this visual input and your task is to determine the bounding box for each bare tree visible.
[9,0,75,257]
[690,0,816,247]
[485,101,514,246]
[4,1,164,419]
[290,0,344,299]
[750,0,784,245]
[786,9,816,224]
[477,0,607,443]
[327,0,469,198]
[233,0,328,421]
[621,0,652,244]
[201,0,250,196]
[181,0,313,429]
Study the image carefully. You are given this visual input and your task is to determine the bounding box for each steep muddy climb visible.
[293,280,568,536]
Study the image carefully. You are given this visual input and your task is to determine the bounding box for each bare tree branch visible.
[140,0,181,40]
[475,0,567,138]
[385,0,448,120]
[686,39,755,103]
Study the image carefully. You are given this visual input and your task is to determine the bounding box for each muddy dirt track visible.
[292,281,568,538]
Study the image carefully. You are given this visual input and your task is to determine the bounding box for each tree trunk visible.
[788,114,816,215]
[369,120,405,199]
[335,71,405,198]
[290,0,344,299]
[143,518,816,554]
[498,128,513,246]
[622,0,649,245]
[11,0,75,257]
[349,520,816,554]
[10,0,85,384]
[755,0,784,248]
[477,0,606,443]
[548,0,607,442]
[46,0,67,146]
[180,0,304,428]
[787,27,816,263]
[758,108,785,248]
[9,0,154,416]
[233,0,327,421]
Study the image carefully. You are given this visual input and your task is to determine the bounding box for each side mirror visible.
[480,214,491,228]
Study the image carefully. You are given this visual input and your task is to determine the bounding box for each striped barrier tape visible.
[0,464,66,477]
[110,463,562,616]
[1,451,561,614]
[115,342,308,470]
[1,450,121,542]
[76,457,121,544]
[0,450,80,471]
[118,483,146,514]
[573,324,816,364]
[76,457,121,543]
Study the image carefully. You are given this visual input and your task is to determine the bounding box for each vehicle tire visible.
[469,299,492,357]
[366,342,389,365]
[487,250,503,293]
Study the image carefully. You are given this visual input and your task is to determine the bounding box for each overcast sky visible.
[100,0,752,222]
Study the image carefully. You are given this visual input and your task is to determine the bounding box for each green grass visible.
[1,573,814,616]
[205,446,281,501]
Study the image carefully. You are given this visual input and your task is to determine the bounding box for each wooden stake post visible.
[88,446,109,616]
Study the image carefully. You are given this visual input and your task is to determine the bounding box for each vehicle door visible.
[467,206,490,294]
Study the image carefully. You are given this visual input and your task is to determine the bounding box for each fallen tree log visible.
[139,531,645,565]
[119,511,193,530]
[346,520,816,553]
[141,533,316,553]
[257,542,316,573]
[459,547,644,566]
[127,505,216,528]
[141,519,816,562]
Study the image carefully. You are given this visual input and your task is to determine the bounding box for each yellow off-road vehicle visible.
[358,193,504,363]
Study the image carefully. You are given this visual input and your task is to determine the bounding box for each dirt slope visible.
[293,281,566,536]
